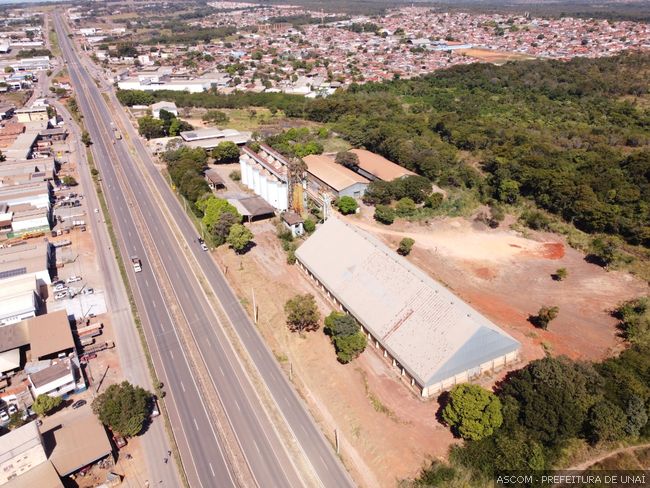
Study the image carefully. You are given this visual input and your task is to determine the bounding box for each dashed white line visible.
[193,418,199,431]
[218,366,225,377]
[180,381,185,392]
[253,439,260,454]
[209,463,215,477]
[234,399,241,412]
[169,350,174,360]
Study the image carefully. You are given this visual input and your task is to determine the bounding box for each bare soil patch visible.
[457,47,537,64]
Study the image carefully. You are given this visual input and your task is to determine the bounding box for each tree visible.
[588,400,627,443]
[333,333,367,363]
[202,110,229,125]
[212,141,240,164]
[589,237,618,267]
[553,268,568,281]
[442,384,503,441]
[4,66,14,73]
[624,395,648,437]
[530,305,559,329]
[32,394,63,416]
[398,237,415,256]
[374,205,395,225]
[92,381,151,437]
[335,151,359,169]
[425,192,444,209]
[497,179,520,204]
[227,223,253,253]
[81,131,92,146]
[62,175,78,186]
[285,294,320,333]
[324,312,366,363]
[302,218,316,234]
[0,150,5,162]
[7,412,26,430]
[395,197,417,217]
[336,196,358,215]
[138,116,165,140]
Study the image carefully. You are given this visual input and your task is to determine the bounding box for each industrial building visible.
[295,218,520,397]
[348,148,416,182]
[0,275,41,326]
[151,101,178,119]
[303,154,369,199]
[239,145,290,212]
[180,127,251,149]
[117,77,209,93]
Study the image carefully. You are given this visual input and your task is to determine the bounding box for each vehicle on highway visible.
[72,400,87,409]
[67,275,82,283]
[94,208,99,213]
[131,256,142,273]
[151,396,160,417]
[54,291,68,300]
[81,287,94,295]
[198,236,209,251]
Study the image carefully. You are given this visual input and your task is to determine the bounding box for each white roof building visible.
[295,218,520,397]
[0,275,40,326]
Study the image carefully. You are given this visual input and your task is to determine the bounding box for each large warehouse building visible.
[295,218,520,397]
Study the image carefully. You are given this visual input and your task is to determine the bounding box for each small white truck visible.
[131,256,142,273]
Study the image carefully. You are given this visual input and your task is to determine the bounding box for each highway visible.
[54,13,355,488]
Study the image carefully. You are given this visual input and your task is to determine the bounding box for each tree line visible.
[117,52,650,247]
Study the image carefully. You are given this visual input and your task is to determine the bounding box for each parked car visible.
[54,291,68,300]
[0,410,9,422]
[81,288,94,295]
[113,435,127,449]
[67,276,82,283]
[53,283,67,292]
[52,279,65,287]
[7,405,17,415]
[72,400,86,409]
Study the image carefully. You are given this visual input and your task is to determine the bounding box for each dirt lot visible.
[457,47,536,64]
[347,206,649,363]
[212,207,648,487]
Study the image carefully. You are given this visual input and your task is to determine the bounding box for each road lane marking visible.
[169,350,174,360]
[218,366,225,377]
[234,399,241,412]
[193,418,199,431]
[253,439,260,454]
[180,381,185,392]
[209,463,215,477]
[145,280,149,288]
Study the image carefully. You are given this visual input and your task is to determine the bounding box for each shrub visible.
[229,170,241,181]
[553,268,567,281]
[424,192,444,209]
[62,176,78,186]
[303,218,316,233]
[395,197,417,217]
[285,294,320,332]
[374,205,395,225]
[336,196,358,215]
[398,237,415,256]
[530,305,559,329]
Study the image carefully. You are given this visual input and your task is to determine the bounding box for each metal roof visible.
[295,217,520,388]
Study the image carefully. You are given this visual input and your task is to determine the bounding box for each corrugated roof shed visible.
[349,148,416,181]
[295,218,520,388]
[303,154,369,192]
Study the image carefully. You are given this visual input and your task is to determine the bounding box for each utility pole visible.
[252,287,258,324]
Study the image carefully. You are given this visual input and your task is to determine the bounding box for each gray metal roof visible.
[295,217,520,388]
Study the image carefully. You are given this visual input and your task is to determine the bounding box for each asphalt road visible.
[54,14,355,488]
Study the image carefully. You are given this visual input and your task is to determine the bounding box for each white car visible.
[94,208,99,213]
[53,283,67,292]
[0,410,9,422]
[7,405,16,415]
[54,291,68,300]
[67,276,82,283]
[81,288,94,295]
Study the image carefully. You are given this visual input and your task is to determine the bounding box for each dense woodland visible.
[118,52,650,248]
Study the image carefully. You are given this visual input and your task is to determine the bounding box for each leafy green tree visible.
[531,305,559,329]
[7,412,26,430]
[363,181,393,205]
[398,237,415,256]
[336,196,358,215]
[62,175,78,186]
[335,151,359,169]
[395,197,417,217]
[497,179,520,204]
[333,333,367,363]
[624,395,648,437]
[588,400,627,443]
[500,357,603,446]
[32,394,63,416]
[116,89,154,106]
[197,197,242,245]
[590,237,618,267]
[92,381,151,437]
[212,141,240,164]
[213,212,240,246]
[202,110,229,124]
[324,312,358,337]
[374,205,395,225]
[442,384,503,441]
[285,294,320,333]
[303,218,316,233]
[138,116,165,140]
[424,192,444,209]
[81,131,92,147]
[227,223,253,253]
